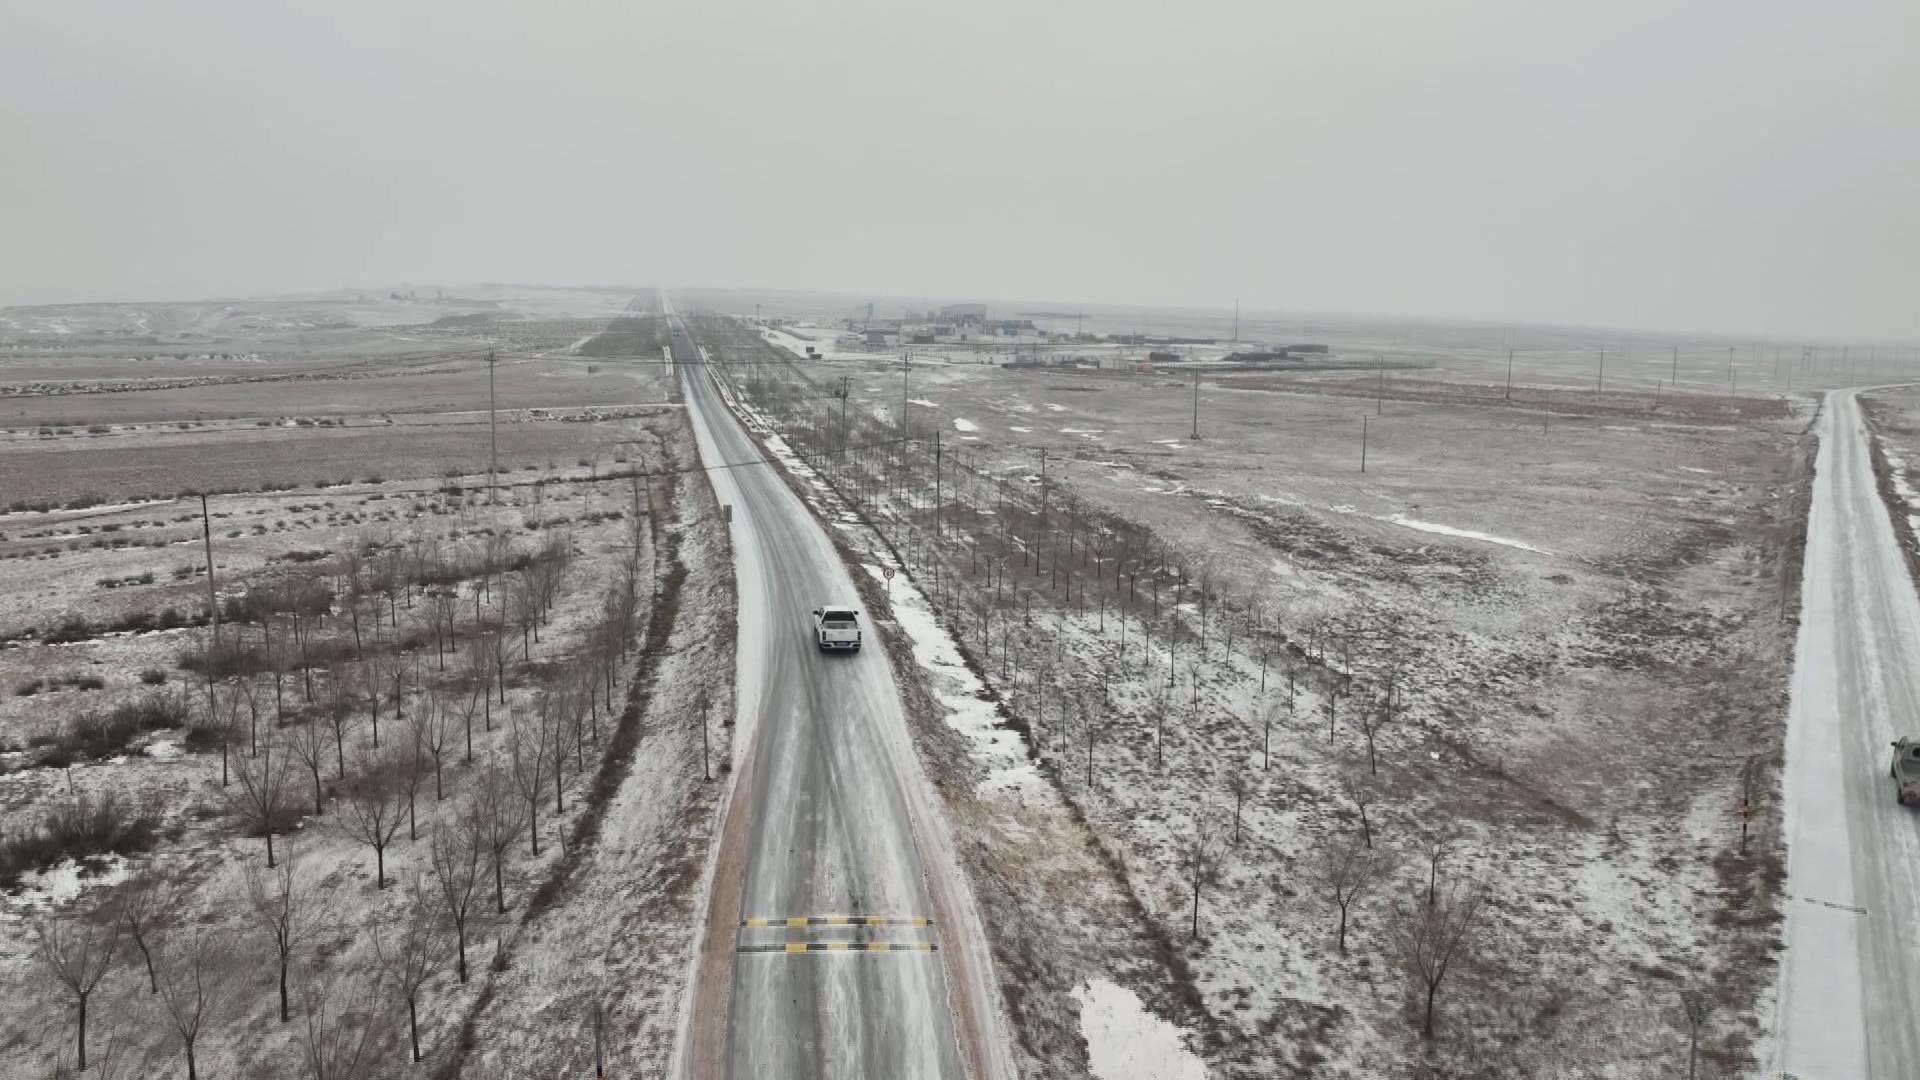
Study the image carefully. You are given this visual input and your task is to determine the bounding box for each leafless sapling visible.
[34,903,121,1071]
[1417,824,1459,909]
[1225,761,1255,844]
[541,694,570,815]
[1317,827,1388,954]
[425,586,461,670]
[430,815,486,984]
[243,846,319,1024]
[293,973,395,1080]
[472,763,525,913]
[1392,879,1488,1039]
[1341,769,1377,850]
[1737,754,1766,855]
[318,660,357,779]
[118,862,176,995]
[409,687,454,802]
[1179,812,1224,941]
[286,715,331,817]
[232,738,292,866]
[153,925,235,1080]
[1357,689,1396,776]
[373,879,444,1063]
[1676,974,1716,1080]
[508,707,552,856]
[336,751,408,889]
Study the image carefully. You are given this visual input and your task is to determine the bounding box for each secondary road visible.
[1775,388,1920,1079]
[666,305,973,1079]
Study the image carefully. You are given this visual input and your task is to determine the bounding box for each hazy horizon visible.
[4,0,1914,341]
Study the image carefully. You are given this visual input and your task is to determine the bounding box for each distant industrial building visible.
[940,303,988,322]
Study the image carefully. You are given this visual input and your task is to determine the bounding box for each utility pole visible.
[1376,354,1385,414]
[1232,299,1239,344]
[1190,367,1201,440]
[487,351,499,506]
[1505,348,1513,401]
[201,494,220,649]
[1728,346,1736,397]
[1597,348,1605,394]
[1360,416,1368,472]
[1671,345,1678,388]
[901,351,911,439]
[934,429,942,538]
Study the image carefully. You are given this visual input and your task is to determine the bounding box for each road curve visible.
[1775,388,1920,1079]
[667,308,969,1079]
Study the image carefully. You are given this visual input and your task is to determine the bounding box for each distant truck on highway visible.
[813,606,862,652]
[1893,739,1920,805]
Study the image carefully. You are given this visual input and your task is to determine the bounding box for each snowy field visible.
[0,305,729,1077]
[692,312,1807,1079]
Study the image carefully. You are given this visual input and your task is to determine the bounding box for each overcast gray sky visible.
[2,0,1913,339]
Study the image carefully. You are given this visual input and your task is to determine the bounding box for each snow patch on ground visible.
[1044,404,1066,412]
[144,738,183,760]
[5,855,129,911]
[953,418,978,432]
[1073,979,1207,1080]
[863,564,1042,796]
[1382,514,1552,554]
[1009,426,1032,433]
[911,398,938,408]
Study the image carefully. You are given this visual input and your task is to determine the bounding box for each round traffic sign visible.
[883,567,895,580]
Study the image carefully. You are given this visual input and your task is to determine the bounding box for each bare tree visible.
[472,763,525,913]
[507,573,542,656]
[293,974,395,1080]
[398,713,427,843]
[235,672,266,757]
[508,707,552,857]
[1417,824,1459,909]
[34,904,121,1071]
[118,863,176,995]
[1676,974,1716,1080]
[430,816,485,984]
[544,695,572,814]
[287,717,331,817]
[1225,761,1254,843]
[425,585,461,670]
[243,847,319,1024]
[1317,828,1388,954]
[318,661,357,779]
[372,880,443,1063]
[1356,689,1396,776]
[232,739,292,866]
[1179,812,1224,941]
[1259,693,1283,771]
[359,648,387,750]
[451,670,484,763]
[1393,879,1488,1039]
[153,926,235,1080]
[1341,769,1377,850]
[409,688,454,801]
[336,751,408,889]
[1737,754,1765,855]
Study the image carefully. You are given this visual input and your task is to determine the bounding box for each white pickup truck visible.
[812,606,862,652]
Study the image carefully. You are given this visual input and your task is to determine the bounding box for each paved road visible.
[667,310,967,1079]
[1775,388,1920,1079]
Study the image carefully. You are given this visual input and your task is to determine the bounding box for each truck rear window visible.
[823,614,856,626]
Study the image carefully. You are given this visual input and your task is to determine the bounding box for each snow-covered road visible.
[1775,389,1920,1079]
[667,302,1004,1079]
